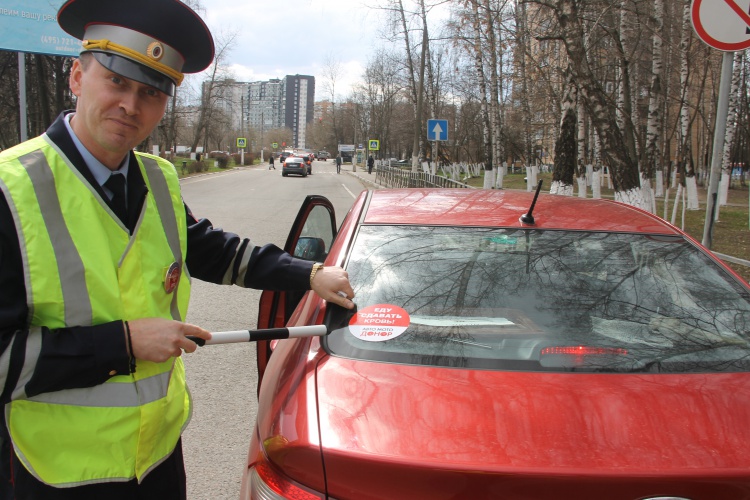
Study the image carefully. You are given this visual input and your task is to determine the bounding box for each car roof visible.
[361,189,680,234]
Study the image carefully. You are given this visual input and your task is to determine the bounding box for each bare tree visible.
[189,31,237,153]
[321,54,344,148]
[532,0,642,206]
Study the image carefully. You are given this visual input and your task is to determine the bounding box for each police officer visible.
[0,1,354,498]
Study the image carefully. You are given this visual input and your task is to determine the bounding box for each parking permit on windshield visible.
[349,304,410,342]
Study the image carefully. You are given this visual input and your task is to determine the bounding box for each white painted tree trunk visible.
[655,170,664,200]
[719,51,743,207]
[577,176,587,198]
[592,171,602,199]
[685,175,699,210]
[615,187,645,208]
[670,183,683,225]
[550,181,574,196]
[484,168,495,189]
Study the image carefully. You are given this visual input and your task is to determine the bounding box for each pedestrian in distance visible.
[367,154,375,174]
[336,153,342,174]
[269,153,275,169]
[0,1,355,498]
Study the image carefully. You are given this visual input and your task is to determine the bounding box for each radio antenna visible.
[520,180,543,225]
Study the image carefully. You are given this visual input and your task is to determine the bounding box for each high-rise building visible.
[280,75,315,149]
[247,79,282,137]
[199,74,315,149]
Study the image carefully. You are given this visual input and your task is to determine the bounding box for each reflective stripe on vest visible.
[0,137,192,486]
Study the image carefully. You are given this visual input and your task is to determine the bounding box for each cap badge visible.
[147,42,165,61]
[164,262,180,294]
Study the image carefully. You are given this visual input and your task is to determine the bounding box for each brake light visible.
[246,453,324,500]
[541,346,628,356]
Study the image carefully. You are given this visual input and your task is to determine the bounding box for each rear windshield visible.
[325,226,750,373]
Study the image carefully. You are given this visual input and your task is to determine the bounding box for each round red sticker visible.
[348,304,410,342]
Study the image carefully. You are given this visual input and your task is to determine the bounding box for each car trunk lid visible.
[316,357,750,499]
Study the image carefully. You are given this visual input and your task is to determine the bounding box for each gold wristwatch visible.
[309,263,324,287]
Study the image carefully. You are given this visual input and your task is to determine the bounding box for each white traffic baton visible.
[188,325,328,346]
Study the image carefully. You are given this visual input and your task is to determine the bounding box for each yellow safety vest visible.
[0,134,192,487]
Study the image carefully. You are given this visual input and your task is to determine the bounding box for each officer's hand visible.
[311,266,355,309]
[127,318,212,362]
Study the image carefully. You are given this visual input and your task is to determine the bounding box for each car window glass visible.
[293,205,334,262]
[326,225,750,373]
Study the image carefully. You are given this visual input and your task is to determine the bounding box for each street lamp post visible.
[260,109,264,163]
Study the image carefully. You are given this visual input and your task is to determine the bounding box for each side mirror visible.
[294,236,326,261]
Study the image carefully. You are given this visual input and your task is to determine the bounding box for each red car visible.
[242,189,750,500]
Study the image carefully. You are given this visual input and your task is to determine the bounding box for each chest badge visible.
[164,262,181,294]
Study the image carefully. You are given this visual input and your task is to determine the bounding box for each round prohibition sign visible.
[691,0,750,51]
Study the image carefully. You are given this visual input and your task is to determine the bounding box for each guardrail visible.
[713,252,750,268]
[375,165,471,189]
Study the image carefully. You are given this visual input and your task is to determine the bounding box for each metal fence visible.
[374,165,471,189]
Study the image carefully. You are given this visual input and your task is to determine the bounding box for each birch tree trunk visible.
[551,68,576,196]
[576,97,587,197]
[617,0,639,170]
[718,50,743,207]
[412,0,429,172]
[676,0,700,209]
[464,0,493,188]
[592,130,603,199]
[642,0,664,214]
[517,1,535,179]
[484,0,504,188]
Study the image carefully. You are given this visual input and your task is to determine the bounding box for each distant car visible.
[281,156,308,177]
[340,152,353,163]
[242,189,750,499]
[294,154,313,175]
[278,151,293,165]
[317,151,330,161]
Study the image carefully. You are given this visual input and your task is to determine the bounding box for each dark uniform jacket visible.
[0,113,313,481]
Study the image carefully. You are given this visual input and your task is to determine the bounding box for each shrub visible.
[215,154,230,169]
[188,160,206,173]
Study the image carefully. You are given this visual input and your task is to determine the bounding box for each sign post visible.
[690,0,750,248]
[237,137,247,165]
[427,119,448,175]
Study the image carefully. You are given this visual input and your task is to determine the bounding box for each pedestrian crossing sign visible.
[369,140,379,151]
[237,137,247,148]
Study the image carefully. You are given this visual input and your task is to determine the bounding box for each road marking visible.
[342,184,357,199]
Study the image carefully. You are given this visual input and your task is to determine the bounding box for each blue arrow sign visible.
[427,119,449,141]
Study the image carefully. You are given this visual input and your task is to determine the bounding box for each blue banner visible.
[0,1,79,56]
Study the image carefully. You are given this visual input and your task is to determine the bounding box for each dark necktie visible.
[104,173,128,223]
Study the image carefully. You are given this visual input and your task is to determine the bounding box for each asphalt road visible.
[179,160,368,499]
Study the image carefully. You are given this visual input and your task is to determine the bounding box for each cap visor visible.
[91,52,175,96]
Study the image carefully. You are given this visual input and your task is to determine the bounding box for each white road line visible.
[342,184,357,199]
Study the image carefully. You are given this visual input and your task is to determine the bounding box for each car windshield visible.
[326,225,750,373]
